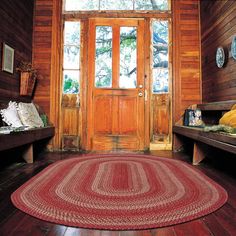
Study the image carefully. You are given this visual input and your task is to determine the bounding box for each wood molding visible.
[50,0,62,149]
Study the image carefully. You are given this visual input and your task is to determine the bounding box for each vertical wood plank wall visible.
[32,0,53,116]
[0,0,34,102]
[32,0,62,149]
[173,0,201,124]
[33,0,201,150]
[201,0,236,102]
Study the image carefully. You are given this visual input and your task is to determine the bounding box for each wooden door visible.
[87,18,145,151]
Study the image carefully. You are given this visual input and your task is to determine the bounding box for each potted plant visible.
[16,61,37,96]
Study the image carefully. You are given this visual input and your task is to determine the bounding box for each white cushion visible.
[18,102,44,128]
[0,101,23,127]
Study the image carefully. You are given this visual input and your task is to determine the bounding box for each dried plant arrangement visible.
[16,61,37,96]
[16,61,37,78]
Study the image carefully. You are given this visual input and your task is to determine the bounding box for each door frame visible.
[85,18,148,151]
[76,16,171,151]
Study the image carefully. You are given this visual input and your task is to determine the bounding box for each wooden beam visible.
[63,11,172,20]
[193,142,205,165]
[197,100,236,111]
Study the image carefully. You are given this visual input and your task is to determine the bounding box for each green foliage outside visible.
[63,74,79,94]
[65,0,169,11]
[63,3,169,91]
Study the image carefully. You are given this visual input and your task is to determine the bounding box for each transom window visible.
[64,0,169,11]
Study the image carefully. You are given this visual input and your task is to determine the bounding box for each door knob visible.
[139,85,143,88]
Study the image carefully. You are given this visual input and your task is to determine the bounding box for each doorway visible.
[86,18,145,151]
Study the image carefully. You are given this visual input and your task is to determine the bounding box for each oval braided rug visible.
[11,154,227,230]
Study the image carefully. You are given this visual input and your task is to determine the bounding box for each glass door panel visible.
[119,27,137,89]
[95,26,113,88]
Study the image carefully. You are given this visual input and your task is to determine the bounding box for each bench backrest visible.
[0,101,45,127]
[197,100,236,125]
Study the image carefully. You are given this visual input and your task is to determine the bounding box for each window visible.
[119,27,137,89]
[63,21,80,94]
[64,0,169,11]
[152,20,169,94]
[95,26,113,88]
[94,25,138,89]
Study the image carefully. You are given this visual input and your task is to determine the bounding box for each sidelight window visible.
[152,20,169,94]
[63,21,81,94]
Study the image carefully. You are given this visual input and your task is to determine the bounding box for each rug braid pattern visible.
[11,154,228,230]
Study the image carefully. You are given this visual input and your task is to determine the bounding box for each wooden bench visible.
[0,127,55,163]
[173,100,236,165]
[0,101,55,163]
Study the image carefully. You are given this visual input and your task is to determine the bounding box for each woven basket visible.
[20,72,36,96]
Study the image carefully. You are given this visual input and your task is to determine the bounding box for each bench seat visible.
[173,125,236,164]
[173,100,236,165]
[0,126,55,163]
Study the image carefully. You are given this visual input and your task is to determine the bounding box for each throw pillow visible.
[219,104,236,128]
[18,102,44,128]
[0,101,23,127]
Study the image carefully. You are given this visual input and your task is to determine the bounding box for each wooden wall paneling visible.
[173,0,201,121]
[173,0,201,150]
[33,0,53,115]
[201,0,236,102]
[0,0,34,102]
[33,0,62,150]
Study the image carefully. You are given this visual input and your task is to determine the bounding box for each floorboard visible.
[0,150,236,236]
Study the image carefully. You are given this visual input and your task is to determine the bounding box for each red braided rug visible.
[11,154,227,230]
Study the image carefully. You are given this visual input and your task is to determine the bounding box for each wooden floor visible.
[0,149,236,236]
